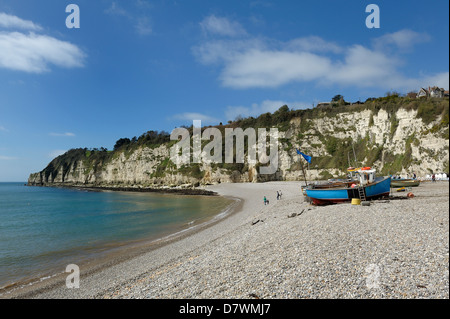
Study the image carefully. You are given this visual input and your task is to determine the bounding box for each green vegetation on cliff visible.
[35,95,449,184]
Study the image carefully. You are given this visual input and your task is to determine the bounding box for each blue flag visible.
[296,149,312,163]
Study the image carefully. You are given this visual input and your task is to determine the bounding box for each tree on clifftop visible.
[114,138,131,150]
[331,94,344,102]
[331,94,347,106]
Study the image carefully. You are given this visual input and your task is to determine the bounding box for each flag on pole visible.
[296,149,312,163]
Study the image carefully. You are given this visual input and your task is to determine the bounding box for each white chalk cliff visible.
[28,102,449,188]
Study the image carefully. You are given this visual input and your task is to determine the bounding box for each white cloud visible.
[329,45,400,87]
[403,71,450,91]
[200,15,247,37]
[221,50,332,88]
[105,2,130,17]
[49,132,76,137]
[372,29,431,51]
[423,71,449,89]
[287,36,343,54]
[0,155,17,160]
[171,112,220,125]
[105,2,152,36]
[225,100,309,121]
[0,12,42,31]
[192,38,266,65]
[0,12,85,73]
[0,31,86,73]
[193,29,449,91]
[135,0,152,9]
[135,17,152,35]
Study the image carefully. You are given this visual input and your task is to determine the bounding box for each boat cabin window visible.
[358,170,375,185]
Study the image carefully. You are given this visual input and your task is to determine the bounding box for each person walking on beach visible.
[432,174,436,182]
[264,196,267,205]
[279,190,282,199]
[276,191,280,200]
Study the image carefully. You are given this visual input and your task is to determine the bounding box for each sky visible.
[0,0,449,181]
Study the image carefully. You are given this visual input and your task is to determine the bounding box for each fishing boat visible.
[390,179,420,187]
[302,180,357,194]
[301,167,360,196]
[305,167,391,205]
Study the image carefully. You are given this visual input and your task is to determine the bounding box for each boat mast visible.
[300,157,308,187]
[352,143,357,167]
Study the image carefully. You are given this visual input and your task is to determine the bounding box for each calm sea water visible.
[0,183,233,289]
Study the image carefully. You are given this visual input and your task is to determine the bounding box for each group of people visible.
[277,190,282,200]
[264,190,282,205]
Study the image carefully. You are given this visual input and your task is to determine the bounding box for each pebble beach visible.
[2,181,448,299]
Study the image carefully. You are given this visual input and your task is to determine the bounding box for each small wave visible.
[0,271,62,296]
[154,197,240,244]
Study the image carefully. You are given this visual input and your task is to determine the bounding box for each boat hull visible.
[305,188,349,205]
[301,180,358,196]
[305,176,391,205]
[391,179,420,187]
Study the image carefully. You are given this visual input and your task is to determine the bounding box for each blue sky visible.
[0,0,448,181]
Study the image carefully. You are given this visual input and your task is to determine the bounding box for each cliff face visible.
[28,101,449,188]
[279,107,448,181]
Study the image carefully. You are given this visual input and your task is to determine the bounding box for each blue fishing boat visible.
[305,168,391,205]
[301,167,361,196]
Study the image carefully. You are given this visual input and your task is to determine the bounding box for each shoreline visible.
[0,190,241,298]
[2,181,449,299]
[26,183,219,196]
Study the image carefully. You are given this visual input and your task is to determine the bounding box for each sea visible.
[0,182,234,290]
